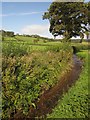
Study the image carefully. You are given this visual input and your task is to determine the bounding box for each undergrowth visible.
[2,49,72,119]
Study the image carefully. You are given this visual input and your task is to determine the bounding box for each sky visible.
[1,2,53,38]
[1,0,90,38]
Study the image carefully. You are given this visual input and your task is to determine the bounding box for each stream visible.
[13,55,82,120]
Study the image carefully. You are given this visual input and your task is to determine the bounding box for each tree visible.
[0,30,6,40]
[0,30,15,37]
[6,31,14,37]
[85,31,89,40]
[79,32,84,43]
[43,2,89,42]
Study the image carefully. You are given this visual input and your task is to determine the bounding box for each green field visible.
[2,36,89,119]
[1,1,89,119]
[2,36,63,56]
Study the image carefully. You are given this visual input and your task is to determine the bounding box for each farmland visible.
[2,35,89,119]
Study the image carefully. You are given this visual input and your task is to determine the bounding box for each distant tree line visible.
[0,30,15,39]
[20,33,54,41]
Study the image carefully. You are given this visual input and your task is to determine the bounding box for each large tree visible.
[43,2,89,41]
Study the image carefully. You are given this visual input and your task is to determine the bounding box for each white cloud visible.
[21,24,54,38]
[0,11,44,17]
[21,24,51,36]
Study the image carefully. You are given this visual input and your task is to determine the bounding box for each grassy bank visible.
[2,40,73,119]
[47,50,89,118]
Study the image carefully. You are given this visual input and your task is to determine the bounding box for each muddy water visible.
[13,55,82,120]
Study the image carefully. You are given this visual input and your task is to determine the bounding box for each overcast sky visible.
[1,0,89,38]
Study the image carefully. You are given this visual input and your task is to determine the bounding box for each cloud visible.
[21,24,50,35]
[0,11,44,17]
[21,24,54,38]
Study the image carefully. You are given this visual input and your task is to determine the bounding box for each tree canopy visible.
[0,30,14,37]
[43,2,89,41]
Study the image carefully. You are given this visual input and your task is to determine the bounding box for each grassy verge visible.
[71,42,90,52]
[47,50,89,118]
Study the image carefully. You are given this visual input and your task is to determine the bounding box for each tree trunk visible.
[79,39,82,43]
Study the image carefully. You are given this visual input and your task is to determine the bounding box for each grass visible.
[71,42,90,52]
[2,36,89,119]
[3,36,62,47]
[2,37,72,57]
[47,50,89,118]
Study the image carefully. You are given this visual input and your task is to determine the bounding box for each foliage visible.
[2,46,72,119]
[71,42,90,52]
[2,35,89,119]
[2,37,72,57]
[2,42,30,57]
[0,86,1,119]
[47,51,89,118]
[43,2,89,40]
[0,30,14,37]
[47,42,72,52]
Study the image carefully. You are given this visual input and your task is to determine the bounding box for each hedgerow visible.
[2,48,72,119]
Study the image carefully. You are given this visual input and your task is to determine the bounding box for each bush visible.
[2,42,31,57]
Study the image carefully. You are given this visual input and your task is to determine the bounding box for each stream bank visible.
[12,55,82,120]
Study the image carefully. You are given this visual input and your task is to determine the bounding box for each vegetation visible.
[43,2,89,41]
[1,1,89,119]
[2,36,73,119]
[47,50,89,118]
[72,42,90,52]
[1,32,89,119]
[0,30,14,37]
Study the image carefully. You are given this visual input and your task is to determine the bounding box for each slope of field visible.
[47,50,89,118]
[2,36,64,57]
